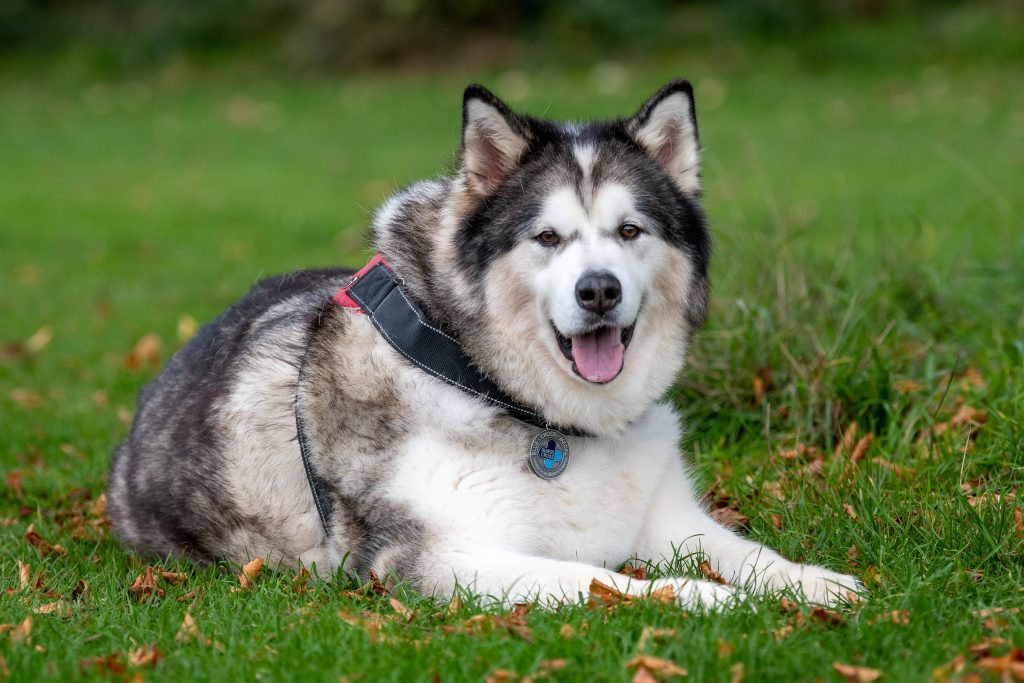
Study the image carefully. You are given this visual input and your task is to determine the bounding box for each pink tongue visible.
[571,327,624,383]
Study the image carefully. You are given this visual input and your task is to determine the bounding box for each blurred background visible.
[1,1,1022,484]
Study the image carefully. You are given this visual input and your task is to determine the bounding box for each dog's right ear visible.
[460,85,530,197]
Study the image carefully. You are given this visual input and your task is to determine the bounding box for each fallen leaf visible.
[128,566,164,603]
[237,557,264,590]
[626,654,688,679]
[293,567,311,595]
[9,616,32,644]
[773,624,794,641]
[389,597,414,621]
[717,639,733,659]
[25,527,66,557]
[847,545,860,567]
[710,507,749,529]
[446,594,462,617]
[177,315,198,343]
[843,504,858,520]
[10,388,44,408]
[485,669,518,683]
[730,662,744,683]
[5,471,24,500]
[752,376,765,406]
[70,578,89,601]
[160,571,187,586]
[79,654,126,676]
[968,638,1006,656]
[175,612,199,643]
[125,333,161,371]
[25,325,53,353]
[90,493,108,518]
[637,627,676,653]
[977,649,1024,681]
[128,644,160,667]
[18,560,31,590]
[809,606,846,627]
[699,560,729,585]
[874,610,909,626]
[894,379,923,394]
[559,623,575,639]
[832,662,881,682]
[770,513,782,529]
[33,601,71,617]
[620,563,649,581]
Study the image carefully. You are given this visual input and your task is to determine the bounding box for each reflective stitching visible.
[348,285,539,418]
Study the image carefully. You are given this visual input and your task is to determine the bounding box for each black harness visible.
[295,255,589,535]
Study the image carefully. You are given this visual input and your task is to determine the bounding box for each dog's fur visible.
[108,81,860,607]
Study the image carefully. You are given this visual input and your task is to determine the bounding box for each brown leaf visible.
[717,640,733,659]
[160,571,187,586]
[79,654,127,676]
[699,560,729,585]
[620,563,649,581]
[9,388,44,409]
[637,627,676,653]
[90,493,108,518]
[128,644,160,667]
[770,513,782,529]
[559,623,575,639]
[70,578,90,601]
[175,612,200,643]
[847,545,860,567]
[25,325,53,354]
[177,315,198,343]
[293,567,311,595]
[25,527,67,557]
[832,662,882,682]
[9,616,32,644]
[843,504,858,520]
[125,332,162,371]
[752,376,765,406]
[850,433,874,464]
[5,471,24,500]
[128,566,164,603]
[773,624,794,641]
[17,560,31,590]
[389,597,414,621]
[730,662,744,683]
[238,557,264,589]
[33,601,71,617]
[977,649,1024,681]
[968,638,1006,656]
[626,654,688,679]
[809,606,846,627]
[710,507,749,529]
[874,610,909,626]
[485,669,518,683]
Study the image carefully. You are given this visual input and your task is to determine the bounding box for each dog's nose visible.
[575,271,622,315]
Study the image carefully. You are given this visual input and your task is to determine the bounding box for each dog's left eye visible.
[619,224,641,240]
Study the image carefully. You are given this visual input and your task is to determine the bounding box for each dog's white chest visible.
[390,402,682,568]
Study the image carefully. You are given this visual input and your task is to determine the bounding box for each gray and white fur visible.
[108,81,861,607]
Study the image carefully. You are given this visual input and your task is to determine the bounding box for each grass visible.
[1,43,1023,682]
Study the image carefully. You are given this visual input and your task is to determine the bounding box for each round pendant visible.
[528,430,570,479]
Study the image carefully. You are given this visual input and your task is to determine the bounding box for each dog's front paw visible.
[771,563,864,606]
[653,578,741,611]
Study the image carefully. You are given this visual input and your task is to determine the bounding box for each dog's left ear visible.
[461,84,531,197]
[627,80,701,194]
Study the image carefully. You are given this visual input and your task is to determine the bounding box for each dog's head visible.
[375,81,710,435]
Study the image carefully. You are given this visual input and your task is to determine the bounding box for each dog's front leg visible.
[413,547,736,609]
[635,462,862,606]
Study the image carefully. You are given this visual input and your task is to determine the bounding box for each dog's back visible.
[108,267,349,561]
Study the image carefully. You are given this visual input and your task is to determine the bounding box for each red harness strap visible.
[332,253,391,311]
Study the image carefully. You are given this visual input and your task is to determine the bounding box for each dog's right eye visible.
[536,230,561,247]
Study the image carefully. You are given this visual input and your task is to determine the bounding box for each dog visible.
[108,80,861,608]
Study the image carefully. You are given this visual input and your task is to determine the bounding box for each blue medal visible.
[529,430,570,479]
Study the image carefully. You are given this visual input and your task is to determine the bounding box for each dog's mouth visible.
[553,323,635,384]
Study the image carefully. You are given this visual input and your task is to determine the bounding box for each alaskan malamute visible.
[109,81,860,607]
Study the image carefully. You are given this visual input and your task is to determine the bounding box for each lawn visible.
[1,45,1023,682]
